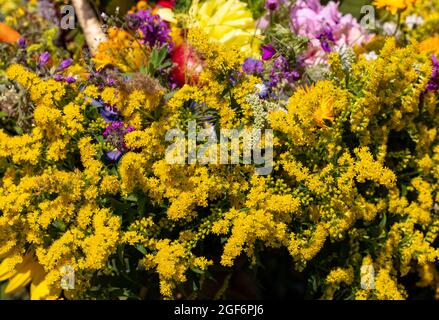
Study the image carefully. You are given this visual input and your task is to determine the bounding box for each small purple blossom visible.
[242,58,264,74]
[105,150,123,162]
[56,58,73,72]
[103,121,135,159]
[126,10,172,49]
[65,76,76,84]
[39,52,50,66]
[18,38,26,48]
[261,44,276,60]
[316,27,335,53]
[38,0,60,26]
[255,82,270,98]
[265,0,279,11]
[426,54,439,92]
[98,102,120,123]
[53,74,64,81]
[269,55,300,87]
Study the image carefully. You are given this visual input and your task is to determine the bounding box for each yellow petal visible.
[0,252,33,281]
[30,271,61,300]
[156,8,177,24]
[0,260,16,281]
[4,264,34,295]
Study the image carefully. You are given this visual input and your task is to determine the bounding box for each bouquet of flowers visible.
[0,0,438,300]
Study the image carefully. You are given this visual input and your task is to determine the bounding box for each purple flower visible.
[39,52,50,66]
[242,58,264,74]
[256,82,270,98]
[269,55,300,87]
[316,27,335,53]
[53,74,64,81]
[98,103,120,123]
[56,58,73,72]
[65,76,76,84]
[265,0,279,11]
[105,150,123,162]
[261,44,276,60]
[103,121,135,158]
[426,54,439,92]
[126,10,172,49]
[38,0,60,26]
[18,38,26,48]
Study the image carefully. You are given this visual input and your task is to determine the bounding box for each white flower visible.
[405,14,424,30]
[364,51,378,61]
[383,22,397,35]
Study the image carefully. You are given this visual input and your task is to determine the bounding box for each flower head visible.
[261,44,276,60]
[189,0,261,57]
[316,27,335,53]
[269,55,300,88]
[39,52,50,66]
[56,58,73,72]
[373,0,416,14]
[126,10,172,48]
[242,58,264,74]
[426,54,439,92]
[103,121,135,155]
[17,37,26,48]
[290,0,369,66]
[265,0,279,11]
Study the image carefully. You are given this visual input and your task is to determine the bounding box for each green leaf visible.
[135,244,147,255]
[191,267,205,275]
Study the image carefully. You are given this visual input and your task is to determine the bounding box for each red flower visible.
[170,44,204,87]
[156,0,175,9]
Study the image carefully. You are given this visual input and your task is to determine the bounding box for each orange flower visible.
[0,22,20,43]
[419,36,439,55]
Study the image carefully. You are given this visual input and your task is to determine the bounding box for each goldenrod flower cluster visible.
[0,0,438,301]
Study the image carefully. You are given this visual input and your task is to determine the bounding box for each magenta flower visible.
[265,0,279,11]
[261,44,276,60]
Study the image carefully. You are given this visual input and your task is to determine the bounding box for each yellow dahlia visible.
[374,0,417,14]
[189,0,261,57]
[0,252,61,300]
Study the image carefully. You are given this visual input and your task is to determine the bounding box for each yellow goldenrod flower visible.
[189,0,261,57]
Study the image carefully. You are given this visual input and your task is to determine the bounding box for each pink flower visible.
[289,0,370,65]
